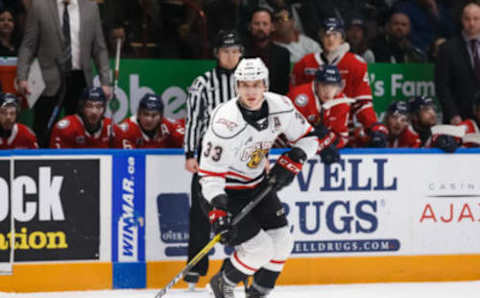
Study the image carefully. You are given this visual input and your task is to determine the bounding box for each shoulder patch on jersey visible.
[211,101,247,139]
[118,122,129,132]
[56,119,70,129]
[294,94,309,107]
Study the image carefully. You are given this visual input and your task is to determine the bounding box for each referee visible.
[183,30,243,288]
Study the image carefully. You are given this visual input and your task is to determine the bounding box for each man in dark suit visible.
[244,7,290,95]
[435,1,480,124]
[16,0,111,147]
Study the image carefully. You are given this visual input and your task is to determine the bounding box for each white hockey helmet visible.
[234,58,269,91]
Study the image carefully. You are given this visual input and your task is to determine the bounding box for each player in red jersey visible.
[385,101,420,148]
[291,17,387,147]
[50,87,112,148]
[113,93,184,148]
[0,93,38,149]
[288,65,353,148]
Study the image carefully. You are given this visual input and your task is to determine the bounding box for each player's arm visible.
[283,106,340,165]
[351,59,378,129]
[23,126,39,149]
[329,104,350,148]
[198,124,235,245]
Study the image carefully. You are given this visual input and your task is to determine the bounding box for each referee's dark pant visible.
[184,167,212,283]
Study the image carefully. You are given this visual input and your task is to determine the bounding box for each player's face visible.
[217,46,242,70]
[418,106,437,127]
[0,105,16,130]
[237,80,266,110]
[0,11,14,35]
[83,101,105,127]
[250,11,274,41]
[462,3,480,38]
[316,82,341,103]
[387,114,408,137]
[138,109,162,131]
[321,31,343,53]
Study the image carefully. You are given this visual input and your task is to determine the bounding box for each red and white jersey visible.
[199,92,318,203]
[388,125,421,148]
[113,116,185,149]
[291,44,378,129]
[287,81,351,148]
[0,123,38,149]
[458,119,479,134]
[457,119,480,147]
[50,115,113,148]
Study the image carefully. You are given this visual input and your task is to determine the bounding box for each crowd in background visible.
[0,0,479,151]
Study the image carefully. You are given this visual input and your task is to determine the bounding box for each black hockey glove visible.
[320,143,340,164]
[369,123,388,148]
[314,124,340,165]
[208,194,235,245]
[268,147,306,191]
[432,135,459,153]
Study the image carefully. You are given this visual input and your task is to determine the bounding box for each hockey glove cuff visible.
[268,147,306,191]
[369,123,389,148]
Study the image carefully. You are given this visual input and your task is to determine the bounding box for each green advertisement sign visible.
[368,63,435,116]
[100,59,215,122]
[17,59,435,125]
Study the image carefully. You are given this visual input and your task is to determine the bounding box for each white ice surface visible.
[1,281,480,298]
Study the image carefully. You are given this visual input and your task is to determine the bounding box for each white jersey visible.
[199,92,319,203]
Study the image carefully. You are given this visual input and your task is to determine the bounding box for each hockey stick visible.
[155,182,274,298]
[110,37,122,123]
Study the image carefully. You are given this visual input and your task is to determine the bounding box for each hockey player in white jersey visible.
[199,58,337,298]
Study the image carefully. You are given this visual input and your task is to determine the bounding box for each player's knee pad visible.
[230,230,274,275]
[263,226,292,272]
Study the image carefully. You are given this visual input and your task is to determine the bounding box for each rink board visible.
[0,149,479,292]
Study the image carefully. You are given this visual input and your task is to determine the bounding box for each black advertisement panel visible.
[0,159,100,262]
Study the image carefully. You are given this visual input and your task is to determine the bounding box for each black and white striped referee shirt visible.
[184,67,236,158]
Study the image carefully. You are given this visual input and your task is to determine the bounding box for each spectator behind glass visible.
[372,12,427,63]
[244,7,290,95]
[393,0,455,53]
[346,17,375,63]
[0,8,19,57]
[272,7,321,63]
[435,1,480,125]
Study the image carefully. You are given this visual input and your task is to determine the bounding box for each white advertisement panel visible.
[146,153,480,261]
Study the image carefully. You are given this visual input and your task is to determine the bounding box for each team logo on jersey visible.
[241,141,272,169]
[295,94,308,107]
[216,118,238,131]
[247,148,269,169]
[57,119,70,129]
[75,136,86,144]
